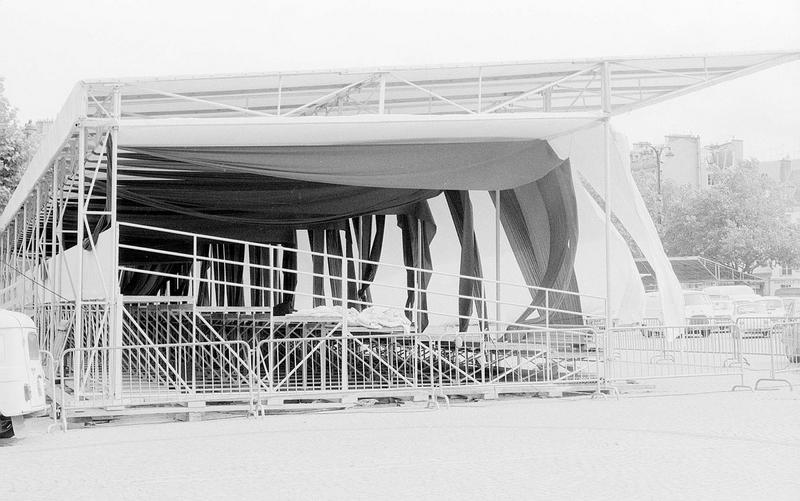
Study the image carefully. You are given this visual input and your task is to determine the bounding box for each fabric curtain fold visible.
[125,139,563,191]
[396,202,436,331]
[445,191,488,332]
[356,215,385,304]
[494,161,582,327]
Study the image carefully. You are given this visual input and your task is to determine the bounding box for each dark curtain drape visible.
[494,161,582,326]
[445,191,488,332]
[193,238,298,309]
[355,215,385,304]
[396,202,436,331]
[125,139,563,191]
[249,246,272,307]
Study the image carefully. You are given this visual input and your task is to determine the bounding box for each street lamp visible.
[642,143,673,194]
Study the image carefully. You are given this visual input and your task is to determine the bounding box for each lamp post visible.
[643,143,673,194]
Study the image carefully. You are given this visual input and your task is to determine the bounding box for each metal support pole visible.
[378,73,386,114]
[340,244,348,391]
[417,219,423,332]
[192,235,198,394]
[50,160,59,351]
[494,190,501,328]
[34,185,41,315]
[110,86,122,399]
[22,201,28,310]
[600,62,613,397]
[601,62,613,332]
[74,125,86,398]
[12,216,18,308]
[477,67,483,112]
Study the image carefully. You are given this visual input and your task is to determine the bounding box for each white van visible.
[0,310,47,438]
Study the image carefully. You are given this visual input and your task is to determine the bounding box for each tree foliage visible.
[0,80,35,211]
[635,161,800,273]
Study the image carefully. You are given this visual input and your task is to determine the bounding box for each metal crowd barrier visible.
[57,340,255,429]
[46,320,800,429]
[604,324,747,387]
[753,321,800,390]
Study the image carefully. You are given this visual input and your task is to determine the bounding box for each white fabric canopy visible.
[551,125,684,327]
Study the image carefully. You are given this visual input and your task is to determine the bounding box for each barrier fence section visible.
[49,318,800,425]
[58,340,254,426]
[605,318,800,390]
[604,324,747,388]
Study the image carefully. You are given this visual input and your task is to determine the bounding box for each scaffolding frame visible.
[1,51,799,411]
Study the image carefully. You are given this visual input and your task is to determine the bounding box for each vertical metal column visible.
[74,125,86,398]
[22,202,28,311]
[34,185,41,316]
[192,235,199,394]
[378,73,386,114]
[50,159,59,354]
[340,242,348,391]
[494,190,501,328]
[601,62,613,330]
[110,86,123,399]
[600,62,613,396]
[12,216,19,309]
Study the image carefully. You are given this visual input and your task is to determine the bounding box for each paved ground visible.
[3,374,800,500]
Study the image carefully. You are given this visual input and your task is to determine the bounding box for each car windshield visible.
[712,301,730,311]
[759,299,783,311]
[683,294,710,306]
[734,301,767,315]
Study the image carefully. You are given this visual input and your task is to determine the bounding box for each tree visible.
[0,79,35,211]
[657,163,800,273]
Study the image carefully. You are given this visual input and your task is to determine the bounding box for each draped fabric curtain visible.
[126,139,562,191]
[249,246,272,308]
[108,138,583,327]
[355,215,385,304]
[195,239,298,309]
[444,191,488,332]
[396,202,436,331]
[493,160,582,327]
[308,215,386,310]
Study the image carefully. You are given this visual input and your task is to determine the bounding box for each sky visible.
[1,0,798,160]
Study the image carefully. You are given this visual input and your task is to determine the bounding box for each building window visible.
[781,264,793,276]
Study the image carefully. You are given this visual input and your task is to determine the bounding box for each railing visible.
[44,318,800,428]
[116,221,606,333]
[59,341,253,410]
[604,324,745,383]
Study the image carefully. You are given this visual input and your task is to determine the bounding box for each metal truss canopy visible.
[78,51,800,119]
[3,50,800,232]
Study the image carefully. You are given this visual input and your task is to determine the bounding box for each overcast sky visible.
[1,0,798,159]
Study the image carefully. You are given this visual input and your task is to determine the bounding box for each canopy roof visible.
[636,256,763,289]
[86,51,800,118]
[3,51,800,231]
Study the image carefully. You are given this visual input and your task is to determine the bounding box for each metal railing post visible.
[340,248,348,392]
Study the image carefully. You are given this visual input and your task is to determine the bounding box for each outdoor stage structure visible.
[2,52,799,417]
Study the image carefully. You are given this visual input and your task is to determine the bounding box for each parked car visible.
[710,298,734,334]
[683,291,713,337]
[758,296,787,319]
[732,300,772,337]
[640,291,713,337]
[0,310,47,438]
